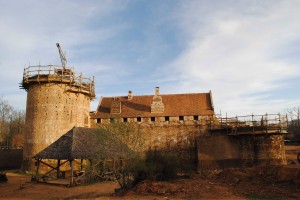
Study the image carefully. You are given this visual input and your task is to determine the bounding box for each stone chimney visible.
[155,87,160,96]
[110,97,121,114]
[151,87,164,113]
[128,90,133,100]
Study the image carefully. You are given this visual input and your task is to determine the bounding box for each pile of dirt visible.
[128,166,300,200]
[131,178,242,199]
[214,166,300,199]
[134,179,192,195]
[216,166,274,183]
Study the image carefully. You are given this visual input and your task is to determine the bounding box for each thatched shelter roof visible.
[33,127,135,160]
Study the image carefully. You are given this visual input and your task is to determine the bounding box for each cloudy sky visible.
[0,0,299,116]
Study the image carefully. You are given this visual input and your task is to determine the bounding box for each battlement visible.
[20,65,95,98]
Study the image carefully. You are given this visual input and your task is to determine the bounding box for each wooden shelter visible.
[33,127,134,186]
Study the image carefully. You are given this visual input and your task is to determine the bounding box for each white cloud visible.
[160,0,300,115]
[1,0,300,116]
[0,0,128,109]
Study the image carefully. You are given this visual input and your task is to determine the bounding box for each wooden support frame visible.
[32,157,131,187]
[34,159,69,182]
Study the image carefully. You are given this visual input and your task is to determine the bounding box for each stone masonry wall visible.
[93,121,210,170]
[92,119,286,171]
[23,83,91,171]
[197,132,287,171]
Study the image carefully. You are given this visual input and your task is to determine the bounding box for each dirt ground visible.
[1,144,300,200]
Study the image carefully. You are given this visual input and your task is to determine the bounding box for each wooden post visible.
[226,112,228,133]
[70,160,74,186]
[35,159,40,182]
[56,159,61,178]
[80,159,83,171]
[266,113,268,134]
[278,113,281,131]
[220,115,223,128]
[236,115,238,135]
[286,113,288,130]
[252,113,254,134]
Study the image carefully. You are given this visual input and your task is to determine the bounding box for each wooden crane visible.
[56,43,67,69]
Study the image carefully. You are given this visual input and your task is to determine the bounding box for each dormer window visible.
[110,98,121,114]
[151,87,164,113]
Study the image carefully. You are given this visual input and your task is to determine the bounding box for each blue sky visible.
[0,0,299,116]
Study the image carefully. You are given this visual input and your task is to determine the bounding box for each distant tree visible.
[0,98,13,147]
[286,106,300,141]
[9,110,25,147]
[287,106,300,127]
[0,98,25,148]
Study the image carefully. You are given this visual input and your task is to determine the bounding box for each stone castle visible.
[21,45,288,172]
[21,64,95,170]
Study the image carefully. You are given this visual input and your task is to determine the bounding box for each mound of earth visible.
[126,166,300,200]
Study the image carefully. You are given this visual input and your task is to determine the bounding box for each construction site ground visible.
[1,144,300,200]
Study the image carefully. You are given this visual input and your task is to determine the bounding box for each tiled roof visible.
[92,92,214,119]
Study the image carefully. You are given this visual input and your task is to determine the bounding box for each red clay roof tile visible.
[92,93,214,119]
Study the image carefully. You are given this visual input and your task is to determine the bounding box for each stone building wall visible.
[197,132,286,170]
[93,120,286,171]
[23,83,91,171]
[92,120,211,169]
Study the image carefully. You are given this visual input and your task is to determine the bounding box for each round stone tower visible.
[21,63,95,171]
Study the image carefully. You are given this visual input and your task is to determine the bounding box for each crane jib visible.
[56,43,67,69]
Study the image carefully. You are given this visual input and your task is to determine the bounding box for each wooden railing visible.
[212,113,288,134]
[21,65,95,98]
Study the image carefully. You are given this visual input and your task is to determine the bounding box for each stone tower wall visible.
[23,83,91,171]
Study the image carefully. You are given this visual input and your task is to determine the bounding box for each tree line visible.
[0,97,25,148]
[285,106,300,141]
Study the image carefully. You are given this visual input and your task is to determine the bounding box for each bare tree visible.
[286,106,300,141]
[9,110,25,147]
[0,98,25,148]
[0,98,13,147]
[287,106,300,127]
